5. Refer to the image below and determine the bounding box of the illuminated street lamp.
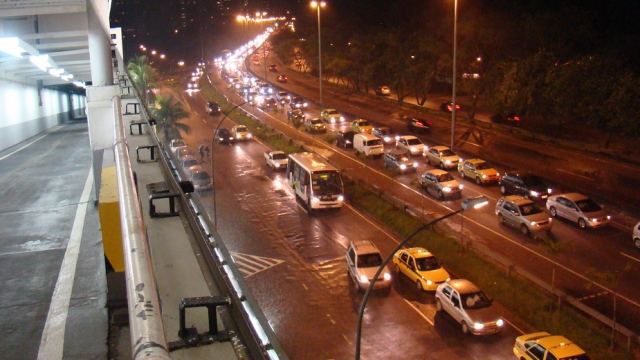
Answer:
[311,1,326,110]
[450,0,458,150]
[354,195,489,360]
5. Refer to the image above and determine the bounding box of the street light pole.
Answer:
[354,195,489,360]
[210,101,249,229]
[311,1,326,110]
[450,0,458,150]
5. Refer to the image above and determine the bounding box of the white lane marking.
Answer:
[621,252,640,264]
[502,318,525,335]
[343,203,401,245]
[342,334,352,344]
[556,168,594,181]
[403,299,434,325]
[38,167,93,360]
[459,139,482,147]
[0,126,63,161]
[577,291,609,301]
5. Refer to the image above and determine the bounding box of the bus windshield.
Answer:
[311,171,343,195]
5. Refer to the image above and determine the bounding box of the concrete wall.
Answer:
[0,79,85,152]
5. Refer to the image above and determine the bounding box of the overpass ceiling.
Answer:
[0,0,95,86]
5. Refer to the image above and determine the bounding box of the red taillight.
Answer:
[513,116,520,121]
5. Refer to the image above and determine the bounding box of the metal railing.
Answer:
[112,95,171,360]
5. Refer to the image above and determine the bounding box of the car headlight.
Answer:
[530,221,537,226]
[443,187,452,192]
[607,215,612,219]
[312,197,320,202]
[383,273,391,281]
[360,275,369,283]
[496,319,504,327]
[236,134,241,139]
[548,188,553,194]
[400,164,407,170]
[303,102,308,107]
[247,134,252,138]
[482,174,487,178]
[411,147,416,152]
[413,162,418,167]
[530,190,539,197]
[330,118,336,123]
[275,163,280,167]
[384,136,391,142]
[473,323,485,330]
[338,196,344,201]
[340,116,345,121]
[445,159,451,165]
[426,280,433,286]
[459,184,464,189]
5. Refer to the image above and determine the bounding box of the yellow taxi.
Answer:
[392,247,450,291]
[457,158,500,185]
[513,332,589,360]
[350,119,373,133]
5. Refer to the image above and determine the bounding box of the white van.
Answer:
[354,133,384,158]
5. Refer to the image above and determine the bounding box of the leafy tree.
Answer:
[151,94,190,141]
[127,55,158,105]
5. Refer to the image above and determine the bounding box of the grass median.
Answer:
[200,77,632,359]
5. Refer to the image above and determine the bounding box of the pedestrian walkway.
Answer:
[0,120,107,359]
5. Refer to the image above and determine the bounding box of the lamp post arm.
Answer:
[210,101,248,228]
[355,207,465,359]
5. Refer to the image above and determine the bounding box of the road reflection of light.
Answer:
[273,177,284,191]
[333,232,350,250]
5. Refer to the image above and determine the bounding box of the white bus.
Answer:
[286,153,344,211]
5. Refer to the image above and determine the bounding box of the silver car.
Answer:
[496,195,552,236]
[424,146,461,170]
[421,169,463,199]
[346,240,392,293]
[435,279,504,335]
[546,193,611,229]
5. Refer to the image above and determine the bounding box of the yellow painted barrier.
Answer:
[98,166,124,272]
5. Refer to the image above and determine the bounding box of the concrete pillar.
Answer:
[86,85,120,202]
[87,0,113,86]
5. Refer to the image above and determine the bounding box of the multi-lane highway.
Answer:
[162,54,640,358]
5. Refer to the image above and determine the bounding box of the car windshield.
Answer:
[193,172,210,181]
[292,96,302,102]
[366,139,383,146]
[235,126,247,133]
[311,119,322,125]
[407,138,423,145]
[357,253,383,268]
[327,110,339,115]
[173,140,186,147]
[475,162,491,170]
[462,291,492,309]
[311,171,343,195]
[272,153,287,160]
[440,149,456,157]
[518,203,544,216]
[415,256,441,271]
[436,173,455,182]
[575,198,602,213]
[376,128,390,135]
[358,120,370,126]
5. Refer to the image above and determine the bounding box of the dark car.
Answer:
[440,101,461,112]
[384,149,418,174]
[215,128,234,144]
[336,130,355,149]
[372,127,398,144]
[287,108,306,122]
[268,64,278,72]
[277,75,288,82]
[407,117,432,133]
[289,95,308,109]
[499,171,552,200]
[260,97,277,111]
[491,112,521,125]
[206,102,221,116]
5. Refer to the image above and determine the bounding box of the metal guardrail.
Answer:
[122,72,288,359]
[111,95,171,360]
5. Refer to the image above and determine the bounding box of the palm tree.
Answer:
[127,55,158,105]
[151,94,190,141]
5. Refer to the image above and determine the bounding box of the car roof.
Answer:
[354,118,369,123]
[424,169,448,176]
[559,193,589,202]
[350,240,380,255]
[405,247,434,258]
[503,195,534,206]
[375,126,390,130]
[465,158,486,164]
[182,155,197,161]
[399,135,418,140]
[447,279,480,294]
[188,165,204,172]
[534,335,585,357]
[430,145,450,151]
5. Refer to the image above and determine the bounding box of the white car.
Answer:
[169,139,187,155]
[546,193,611,229]
[424,145,461,170]
[346,240,392,293]
[634,222,640,249]
[421,169,463,199]
[395,135,425,156]
[435,279,504,335]
[275,91,290,103]
[321,109,345,123]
